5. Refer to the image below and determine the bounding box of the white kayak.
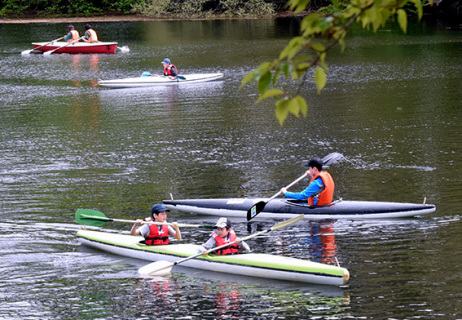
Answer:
[98,73,224,88]
[77,229,349,286]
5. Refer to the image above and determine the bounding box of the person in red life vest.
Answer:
[130,204,181,245]
[198,217,250,255]
[281,157,335,206]
[83,24,99,43]
[161,58,178,78]
[64,25,79,43]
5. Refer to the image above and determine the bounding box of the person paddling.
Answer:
[198,217,250,255]
[83,24,99,43]
[162,58,178,77]
[130,203,181,245]
[64,25,79,43]
[281,157,335,206]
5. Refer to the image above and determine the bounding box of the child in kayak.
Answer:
[198,217,250,255]
[130,203,181,245]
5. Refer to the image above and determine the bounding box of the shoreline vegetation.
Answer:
[0,12,308,24]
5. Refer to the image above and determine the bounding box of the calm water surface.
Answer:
[0,18,461,319]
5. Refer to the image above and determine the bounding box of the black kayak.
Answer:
[162,198,436,220]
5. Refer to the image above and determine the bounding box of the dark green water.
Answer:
[0,18,461,319]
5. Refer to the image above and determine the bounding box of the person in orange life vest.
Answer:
[161,58,178,77]
[130,204,181,245]
[64,25,79,43]
[281,157,335,206]
[198,217,250,255]
[83,24,99,43]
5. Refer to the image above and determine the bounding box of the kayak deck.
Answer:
[77,229,349,286]
[98,73,224,88]
[162,198,436,219]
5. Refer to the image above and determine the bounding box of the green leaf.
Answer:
[397,9,407,33]
[275,98,289,126]
[241,70,257,88]
[314,67,327,94]
[294,95,308,117]
[257,88,284,103]
[258,71,272,94]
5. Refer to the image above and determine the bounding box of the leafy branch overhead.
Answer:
[241,0,433,126]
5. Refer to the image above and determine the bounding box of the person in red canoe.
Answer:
[198,217,250,255]
[281,157,335,206]
[130,204,181,245]
[64,25,79,43]
[162,58,178,77]
[83,24,99,43]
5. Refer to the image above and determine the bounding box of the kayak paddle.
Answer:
[44,37,83,55]
[75,209,214,229]
[138,214,304,277]
[246,152,344,221]
[21,36,65,55]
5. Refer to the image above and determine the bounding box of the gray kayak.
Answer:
[162,198,436,219]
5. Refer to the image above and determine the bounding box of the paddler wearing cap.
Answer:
[198,217,250,255]
[281,157,335,206]
[130,203,181,245]
[161,58,178,77]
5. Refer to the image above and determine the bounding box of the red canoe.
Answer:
[32,41,118,54]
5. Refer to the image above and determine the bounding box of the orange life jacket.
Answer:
[68,30,79,42]
[86,29,98,43]
[212,230,239,255]
[145,224,169,245]
[308,171,335,206]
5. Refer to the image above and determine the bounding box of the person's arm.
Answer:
[130,219,143,236]
[198,237,216,254]
[168,222,181,240]
[170,65,178,76]
[83,31,90,41]
[64,32,72,42]
[283,178,324,200]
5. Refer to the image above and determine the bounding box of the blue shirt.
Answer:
[284,177,324,205]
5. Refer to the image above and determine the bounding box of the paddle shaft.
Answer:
[78,214,211,229]
[142,214,304,275]
[24,36,65,53]
[44,37,82,55]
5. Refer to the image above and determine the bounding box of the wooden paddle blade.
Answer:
[75,209,109,227]
[138,261,173,277]
[246,201,267,221]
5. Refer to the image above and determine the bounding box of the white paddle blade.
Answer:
[43,51,53,56]
[138,260,173,277]
[21,50,33,55]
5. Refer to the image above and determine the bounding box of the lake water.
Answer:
[0,17,461,319]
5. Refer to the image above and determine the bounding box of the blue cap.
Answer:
[151,203,170,215]
[161,58,171,64]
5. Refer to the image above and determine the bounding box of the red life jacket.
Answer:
[145,224,169,245]
[308,171,335,206]
[68,30,79,42]
[164,64,178,76]
[86,29,98,43]
[212,230,239,255]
